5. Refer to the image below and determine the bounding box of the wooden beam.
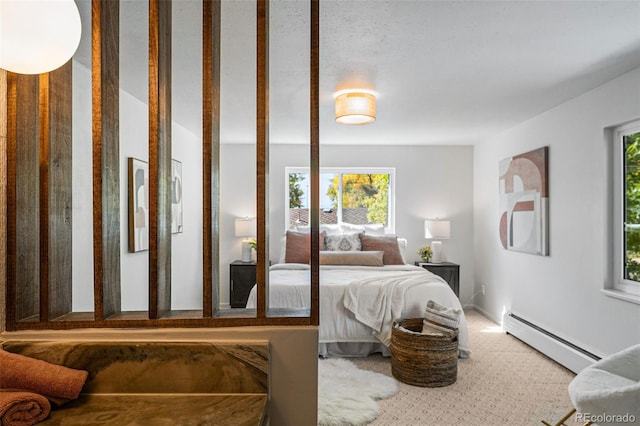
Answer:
[309,0,320,326]
[256,0,269,318]
[149,0,172,319]
[92,0,121,320]
[202,0,221,317]
[46,62,73,320]
[11,74,40,324]
[38,73,50,321]
[0,69,7,331]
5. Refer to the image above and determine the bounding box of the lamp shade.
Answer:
[0,0,82,74]
[334,90,376,125]
[424,219,450,240]
[235,217,256,238]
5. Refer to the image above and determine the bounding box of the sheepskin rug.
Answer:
[317,358,398,426]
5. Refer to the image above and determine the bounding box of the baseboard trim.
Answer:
[504,312,600,373]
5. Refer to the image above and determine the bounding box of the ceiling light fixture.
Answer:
[334,89,376,125]
[0,0,82,74]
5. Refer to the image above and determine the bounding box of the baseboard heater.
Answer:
[504,313,600,374]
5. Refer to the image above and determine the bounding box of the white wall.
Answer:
[219,144,475,307]
[473,68,640,357]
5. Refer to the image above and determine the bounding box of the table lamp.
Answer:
[235,217,256,262]
[424,219,450,263]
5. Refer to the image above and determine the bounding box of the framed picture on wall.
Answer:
[171,159,183,233]
[498,146,549,256]
[128,158,149,252]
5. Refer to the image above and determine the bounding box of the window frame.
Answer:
[285,166,396,234]
[611,120,640,300]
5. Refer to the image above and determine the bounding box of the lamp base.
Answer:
[430,240,443,263]
[241,241,252,262]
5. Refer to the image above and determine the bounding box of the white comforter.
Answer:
[245,263,470,357]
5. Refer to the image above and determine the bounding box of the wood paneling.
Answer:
[149,0,172,319]
[12,74,40,323]
[44,63,74,320]
[92,0,121,320]
[310,0,320,326]
[256,0,269,318]
[203,0,221,317]
[0,70,7,332]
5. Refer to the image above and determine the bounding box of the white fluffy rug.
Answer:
[318,358,399,426]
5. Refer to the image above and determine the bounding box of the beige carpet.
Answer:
[351,309,584,425]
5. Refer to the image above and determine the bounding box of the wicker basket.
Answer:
[391,317,459,387]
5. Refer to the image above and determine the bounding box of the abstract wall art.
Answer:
[128,158,149,252]
[171,159,183,234]
[498,146,549,256]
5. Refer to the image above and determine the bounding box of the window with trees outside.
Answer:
[613,120,640,299]
[286,167,395,233]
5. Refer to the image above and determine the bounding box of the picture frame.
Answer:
[498,146,549,256]
[128,158,149,252]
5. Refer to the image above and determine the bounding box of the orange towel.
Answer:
[0,390,50,426]
[0,350,88,406]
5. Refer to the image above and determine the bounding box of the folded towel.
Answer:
[424,299,461,329]
[0,390,51,426]
[0,350,88,406]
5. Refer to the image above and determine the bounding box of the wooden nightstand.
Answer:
[415,261,460,297]
[230,260,257,308]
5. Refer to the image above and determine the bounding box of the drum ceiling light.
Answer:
[334,89,376,125]
[0,0,82,74]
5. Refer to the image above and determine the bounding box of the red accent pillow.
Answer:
[359,234,404,265]
[284,230,326,263]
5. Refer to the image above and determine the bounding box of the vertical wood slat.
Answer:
[0,70,8,331]
[309,0,320,326]
[38,73,50,321]
[92,0,121,320]
[256,0,269,318]
[149,0,172,319]
[12,74,40,323]
[203,0,221,317]
[47,63,74,320]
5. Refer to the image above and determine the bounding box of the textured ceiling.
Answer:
[74,0,640,145]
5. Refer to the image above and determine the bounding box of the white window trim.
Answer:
[285,166,396,234]
[609,120,640,304]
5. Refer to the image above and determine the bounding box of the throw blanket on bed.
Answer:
[343,271,430,346]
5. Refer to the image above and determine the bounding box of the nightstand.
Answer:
[230,260,257,308]
[415,261,460,297]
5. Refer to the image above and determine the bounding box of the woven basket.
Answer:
[391,317,459,387]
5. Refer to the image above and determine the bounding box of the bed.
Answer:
[245,261,470,358]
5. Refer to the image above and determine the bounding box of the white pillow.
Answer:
[295,224,343,235]
[278,235,287,263]
[331,222,387,236]
[397,237,408,263]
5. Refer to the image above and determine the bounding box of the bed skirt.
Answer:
[318,342,392,358]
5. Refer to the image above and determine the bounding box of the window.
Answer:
[612,120,640,298]
[286,167,395,233]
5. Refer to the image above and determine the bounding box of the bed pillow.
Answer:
[295,224,342,235]
[359,234,404,265]
[325,233,362,251]
[283,230,326,263]
[319,250,384,266]
[341,222,386,236]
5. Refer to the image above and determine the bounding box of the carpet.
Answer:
[317,358,399,426]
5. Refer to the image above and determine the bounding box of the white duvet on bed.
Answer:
[245,263,470,357]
